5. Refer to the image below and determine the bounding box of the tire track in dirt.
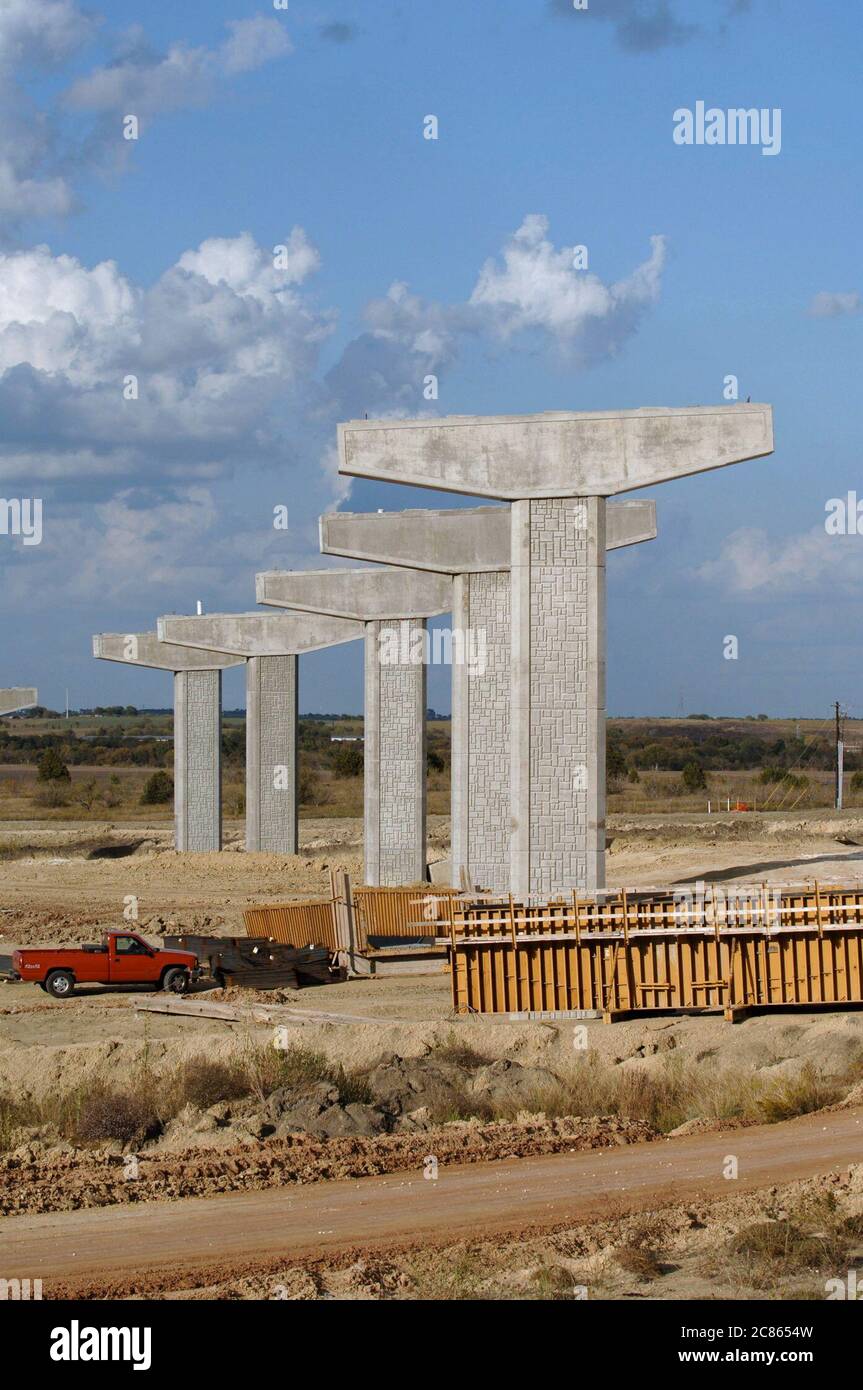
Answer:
[3,1106,862,1298]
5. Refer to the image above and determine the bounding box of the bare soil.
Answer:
[4,809,863,1300]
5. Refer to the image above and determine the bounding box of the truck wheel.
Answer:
[162,968,189,995]
[45,971,75,999]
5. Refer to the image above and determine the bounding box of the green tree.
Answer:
[682,761,707,792]
[37,749,70,782]
[332,743,364,777]
[140,770,174,805]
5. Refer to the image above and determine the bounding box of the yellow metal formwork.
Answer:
[446,884,863,1020]
[352,885,456,951]
[243,899,339,951]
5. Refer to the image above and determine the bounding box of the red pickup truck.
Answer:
[11,931,200,999]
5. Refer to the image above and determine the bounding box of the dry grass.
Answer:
[421,1052,851,1133]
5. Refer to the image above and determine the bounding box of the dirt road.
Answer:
[4,1107,862,1297]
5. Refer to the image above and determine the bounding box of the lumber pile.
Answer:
[162,935,344,991]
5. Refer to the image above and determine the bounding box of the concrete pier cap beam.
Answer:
[93,632,242,854]
[319,500,656,570]
[157,613,364,855]
[337,405,774,900]
[156,611,364,657]
[0,688,38,715]
[256,568,452,621]
[257,570,452,888]
[337,404,774,498]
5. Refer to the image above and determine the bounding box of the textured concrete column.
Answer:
[511,497,605,898]
[451,572,511,892]
[246,655,298,854]
[156,612,363,856]
[256,570,450,887]
[364,619,427,885]
[321,503,654,896]
[174,669,222,853]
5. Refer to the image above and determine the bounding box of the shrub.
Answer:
[34,784,70,808]
[429,1032,490,1069]
[756,1063,840,1123]
[74,1083,160,1147]
[76,779,102,811]
[175,1059,249,1110]
[298,768,330,806]
[37,749,70,782]
[681,761,707,792]
[332,743,364,777]
[140,770,174,805]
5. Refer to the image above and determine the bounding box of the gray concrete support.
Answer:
[173,669,222,853]
[337,405,774,898]
[256,571,450,887]
[0,688,37,716]
[157,612,363,856]
[511,497,605,899]
[450,572,511,892]
[321,502,656,895]
[245,654,298,854]
[364,619,427,885]
[93,634,241,853]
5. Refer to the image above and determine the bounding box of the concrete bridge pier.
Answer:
[320,501,657,895]
[157,612,363,854]
[92,634,242,852]
[257,569,451,885]
[338,403,774,897]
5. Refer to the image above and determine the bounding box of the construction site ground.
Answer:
[3,810,863,1300]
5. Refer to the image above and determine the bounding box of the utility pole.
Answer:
[835,701,844,811]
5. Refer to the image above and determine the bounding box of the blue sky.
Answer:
[1,0,861,717]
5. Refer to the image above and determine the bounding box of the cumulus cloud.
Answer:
[0,216,666,613]
[0,10,292,233]
[328,217,667,414]
[0,0,97,223]
[470,214,666,359]
[697,525,863,596]
[0,231,332,490]
[65,17,291,119]
[808,291,862,319]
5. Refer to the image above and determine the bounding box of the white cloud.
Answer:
[219,17,293,76]
[0,232,332,483]
[470,215,666,354]
[0,0,97,225]
[0,0,96,69]
[697,525,863,596]
[0,11,291,231]
[177,228,319,299]
[0,215,666,613]
[65,17,291,118]
[808,291,862,319]
[327,217,667,415]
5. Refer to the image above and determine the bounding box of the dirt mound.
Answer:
[0,1113,654,1218]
